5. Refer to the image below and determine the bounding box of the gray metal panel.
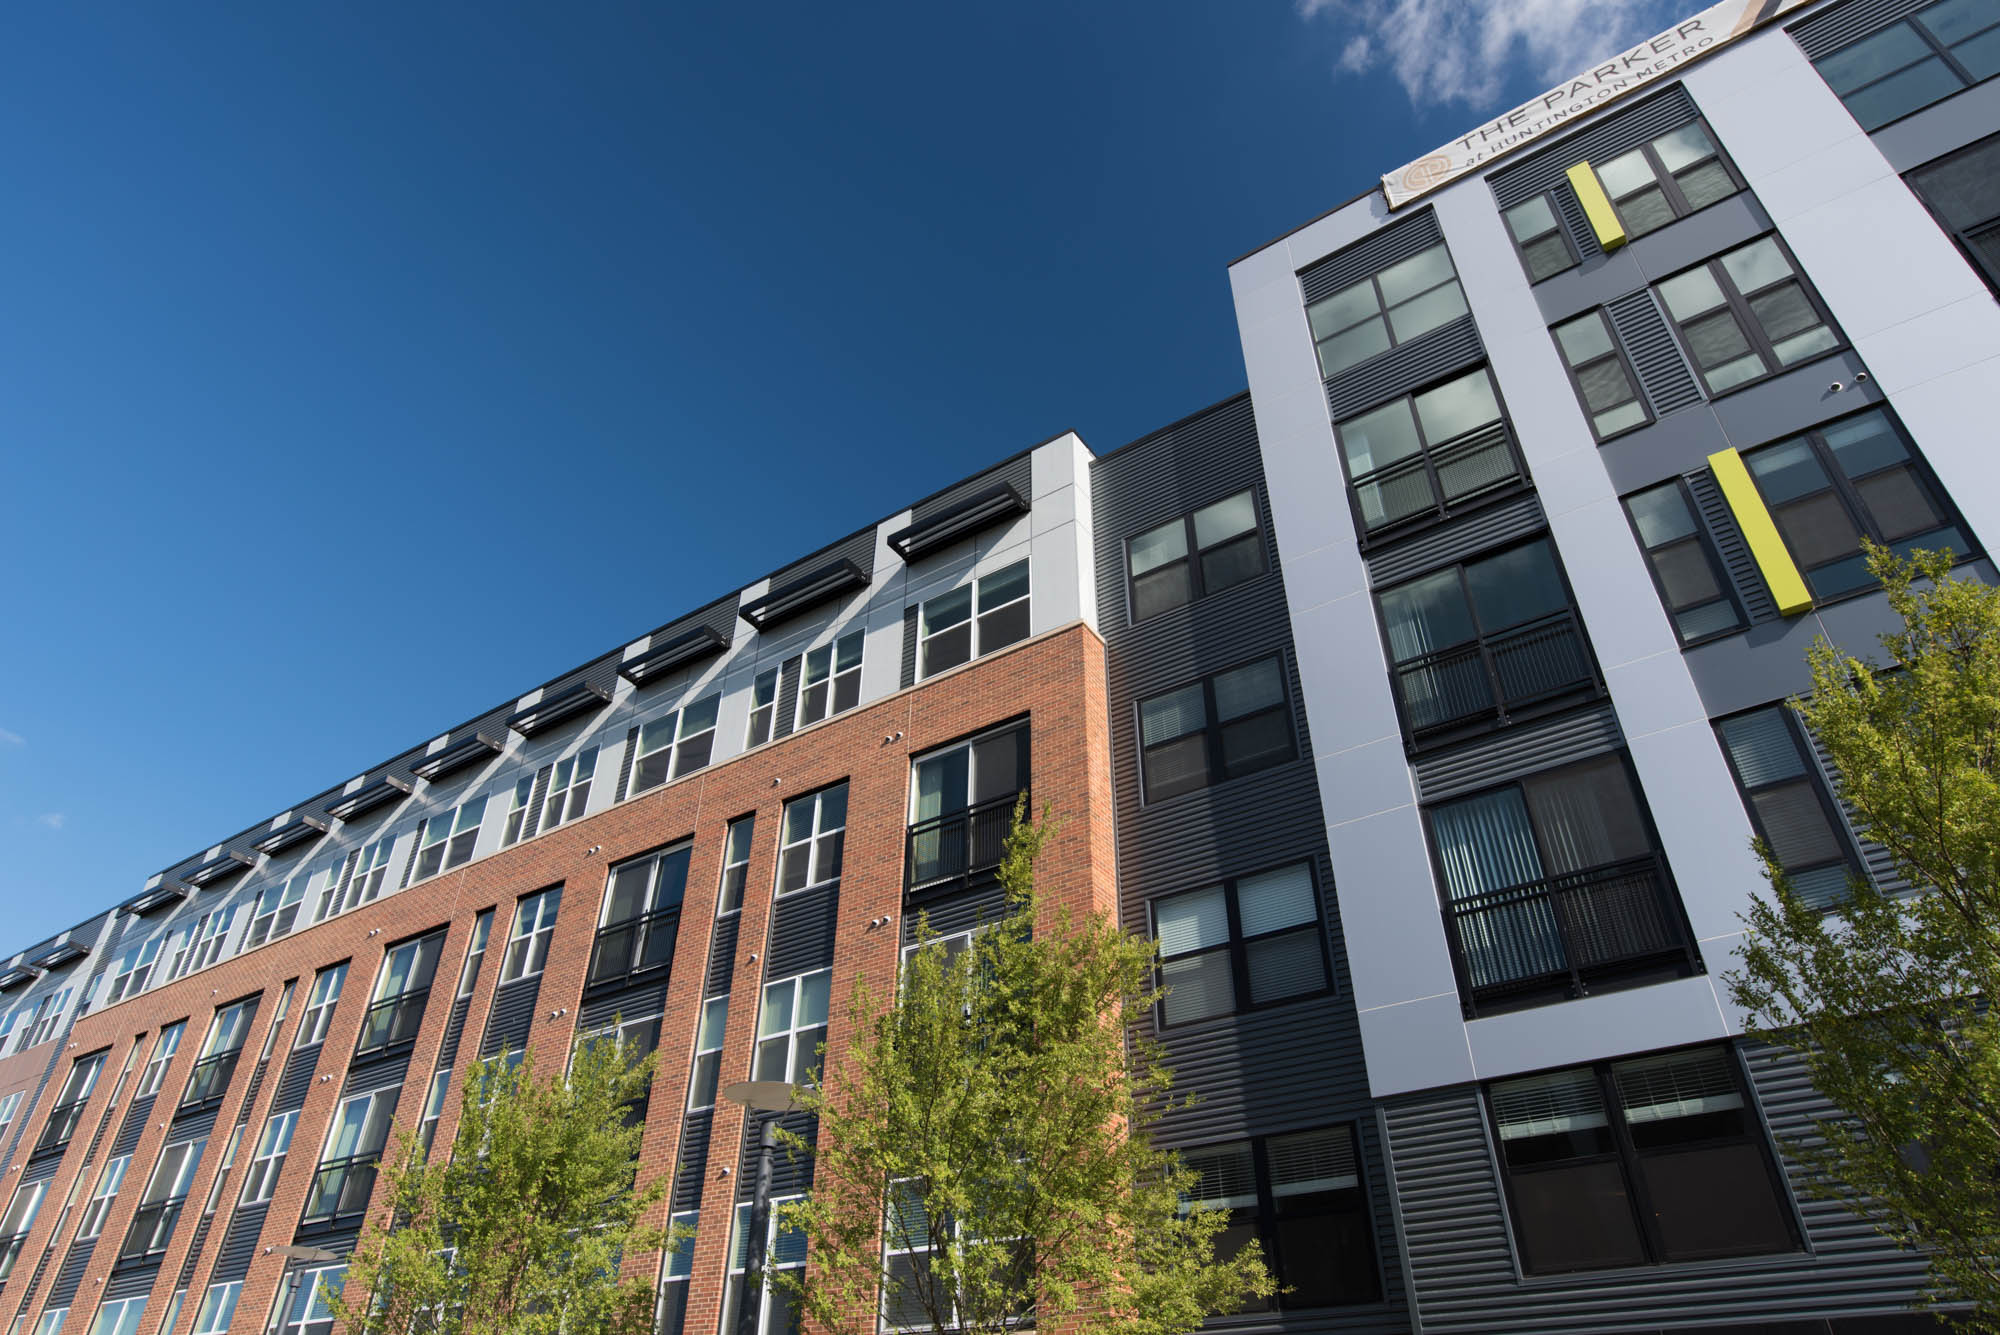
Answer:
[341,1048,412,1097]
[1299,210,1442,305]
[911,454,1034,525]
[521,764,553,842]
[1804,729,1913,897]
[170,1103,221,1143]
[579,976,671,1032]
[212,1202,269,1282]
[102,1260,161,1301]
[111,1095,156,1158]
[1413,704,1625,802]
[1489,86,1700,208]
[437,995,472,1069]
[736,1109,816,1199]
[899,607,919,690]
[901,880,1009,945]
[270,1049,318,1115]
[48,1237,93,1305]
[1551,179,1603,266]
[613,726,639,804]
[1605,289,1705,419]
[1789,0,1932,58]
[765,883,838,978]
[479,976,542,1059]
[173,1212,212,1287]
[672,1110,712,1212]
[1688,469,1782,624]
[1325,317,1485,422]
[1365,495,1549,589]
[765,525,877,591]
[705,914,740,998]
[773,657,801,741]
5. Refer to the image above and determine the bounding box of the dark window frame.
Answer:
[1331,364,1531,544]
[1122,489,1268,624]
[904,718,1032,900]
[1148,861,1335,1029]
[1501,190,1581,284]
[1811,0,2000,132]
[1713,704,1867,909]
[1136,656,1298,805]
[1551,307,1655,442]
[1486,1044,1801,1274]
[1305,240,1470,380]
[585,841,690,993]
[1593,117,1745,239]
[1653,234,1846,398]
[1905,131,2000,298]
[353,930,446,1057]
[1619,477,1748,647]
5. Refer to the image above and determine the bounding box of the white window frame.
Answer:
[105,939,161,1005]
[796,629,865,729]
[723,1195,805,1335]
[746,668,779,748]
[0,1091,21,1144]
[629,693,722,797]
[82,1297,145,1335]
[499,888,562,983]
[190,1281,240,1335]
[717,815,754,917]
[918,559,1030,680]
[752,969,830,1087]
[273,1263,345,1335]
[776,784,847,898]
[167,908,236,982]
[21,988,72,1049]
[244,876,307,950]
[543,746,598,832]
[0,1180,48,1279]
[295,964,347,1050]
[687,995,730,1112]
[409,797,487,885]
[454,910,495,1001]
[239,1109,298,1206]
[30,1306,65,1335]
[137,1021,185,1099]
[76,1154,131,1240]
[417,1069,451,1156]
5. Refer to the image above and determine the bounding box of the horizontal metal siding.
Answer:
[1552,179,1604,265]
[736,1109,816,1200]
[104,1259,161,1300]
[911,454,1033,525]
[765,883,838,978]
[613,725,640,804]
[437,994,472,1069]
[1325,317,1486,423]
[1805,729,1914,898]
[899,607,919,690]
[212,1202,269,1282]
[901,880,1009,944]
[579,976,671,1032]
[173,1212,212,1287]
[673,1111,712,1213]
[1790,0,1932,58]
[111,1095,156,1157]
[479,977,541,1059]
[1607,289,1705,420]
[1688,469,1783,625]
[270,1049,318,1115]
[1489,87,1700,208]
[170,1103,221,1143]
[705,915,740,998]
[1413,704,1626,802]
[48,1237,93,1305]
[773,657,801,742]
[1366,495,1549,589]
[341,1049,411,1097]
[1299,211,1443,305]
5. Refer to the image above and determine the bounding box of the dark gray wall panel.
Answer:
[899,607,919,690]
[901,880,1009,945]
[736,1109,816,1200]
[705,914,740,998]
[111,1095,156,1158]
[1489,87,1699,208]
[341,1050,411,1097]
[479,977,541,1059]
[173,1212,212,1287]
[579,977,670,1032]
[672,1110,711,1213]
[1805,729,1914,898]
[1299,210,1442,304]
[271,1049,318,1115]
[613,726,640,804]
[1325,318,1485,422]
[1875,77,2000,170]
[1789,0,1932,57]
[212,1202,269,1282]
[437,995,472,1070]
[774,658,801,741]
[103,1259,161,1300]
[1688,470,1782,625]
[765,883,838,978]
[48,1237,94,1305]
[1413,704,1624,802]
[1607,288,1705,421]
[1366,495,1548,589]
[911,453,1033,525]
[170,1103,220,1143]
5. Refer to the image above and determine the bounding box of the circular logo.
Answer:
[1399,154,1454,194]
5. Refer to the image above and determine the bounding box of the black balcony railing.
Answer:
[1395,611,1595,739]
[301,1155,380,1225]
[0,1230,30,1281]
[1444,853,1696,1014]
[905,790,1024,895]
[119,1197,186,1263]
[585,907,678,992]
[33,1099,89,1155]
[1353,422,1523,537]
[179,1049,242,1109]
[354,990,429,1056]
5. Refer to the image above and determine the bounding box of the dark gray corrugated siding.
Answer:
[1805,730,1913,898]
[480,977,541,1059]
[437,995,472,1069]
[103,1259,161,1300]
[111,1095,156,1157]
[270,1049,318,1115]
[1552,179,1603,265]
[901,881,1009,944]
[911,454,1033,525]
[705,915,740,998]
[1413,705,1625,802]
[48,1238,93,1305]
[736,1109,816,1200]
[773,658,801,742]
[579,975,671,1032]
[169,1103,220,1143]
[1366,495,1549,589]
[212,1202,269,1282]
[1790,0,1931,58]
[1689,470,1783,625]
[765,883,838,978]
[1325,318,1487,423]
[614,726,640,804]
[173,1213,212,1287]
[1488,87,1699,208]
[1383,1043,1936,1333]
[1607,289,1705,420]
[341,1049,411,1097]
[899,607,919,690]
[673,1110,712,1212]
[1299,211,1442,305]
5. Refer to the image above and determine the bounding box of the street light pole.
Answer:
[722,1080,798,1335]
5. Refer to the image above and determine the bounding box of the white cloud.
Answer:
[0,728,22,747]
[36,812,64,831]
[1298,0,1686,109]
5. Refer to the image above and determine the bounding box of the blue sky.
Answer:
[0,0,1682,945]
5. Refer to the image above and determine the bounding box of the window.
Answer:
[239,1110,298,1206]
[1308,242,1470,378]
[918,560,1030,679]
[717,816,754,916]
[1138,658,1295,801]
[1378,539,1594,740]
[181,999,255,1107]
[880,1177,1032,1331]
[575,1014,662,1070]
[588,845,689,989]
[19,988,71,1050]
[1334,367,1522,535]
[1125,491,1265,621]
[244,877,306,950]
[138,1019,184,1099]
[314,841,389,922]
[82,1299,144,1335]
[746,669,779,748]
[1656,237,1840,395]
[355,932,445,1055]
[659,1211,698,1335]
[274,1265,344,1335]
[754,970,830,1086]
[1716,706,1863,910]
[1908,133,2000,295]
[777,784,847,896]
[1179,1125,1380,1310]
[1428,754,1689,1012]
[1812,0,2000,130]
[190,1283,240,1335]
[0,1091,21,1144]
[454,910,494,1000]
[76,1154,130,1240]
[410,797,486,884]
[416,1070,451,1156]
[31,1309,65,1335]
[1622,480,1745,644]
[295,964,346,1050]
[35,1052,104,1153]
[104,939,161,1005]
[1489,1046,1797,1272]
[1152,864,1330,1026]
[1593,121,1740,240]
[798,630,864,728]
[1553,310,1650,439]
[1502,193,1578,282]
[0,1182,47,1279]
[123,1135,205,1259]
[500,888,562,983]
[630,694,721,796]
[687,996,730,1111]
[303,1089,396,1223]
[0,1008,16,1052]
[1741,409,1970,599]
[542,746,597,831]
[907,724,1029,892]
[200,1125,243,1219]
[721,1196,805,1335]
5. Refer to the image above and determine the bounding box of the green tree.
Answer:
[1729,544,2000,1329]
[328,1036,668,1335]
[767,806,1274,1335]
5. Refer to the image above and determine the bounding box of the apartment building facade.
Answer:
[1,0,1997,1332]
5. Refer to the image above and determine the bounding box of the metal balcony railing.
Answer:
[179,1049,242,1109]
[1395,611,1595,739]
[1353,421,1523,536]
[33,1099,89,1155]
[0,1230,30,1281]
[585,907,678,992]
[905,790,1024,895]
[1445,853,1696,1014]
[353,990,430,1057]
[119,1197,186,1263]
[301,1155,380,1225]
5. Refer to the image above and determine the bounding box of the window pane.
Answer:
[1555,312,1615,366]
[1720,238,1793,293]
[1220,711,1294,775]
[1747,282,1822,344]
[1129,519,1188,576]
[1856,468,1944,540]
[1684,309,1756,372]
[1817,22,1933,94]
[1658,265,1728,320]
[1775,491,1864,568]
[1245,930,1325,1004]
[1380,569,1476,662]
[1505,196,1557,242]
[1523,233,1574,281]
[1387,280,1469,342]
[759,980,794,1037]
[1376,244,1455,306]
[1414,369,1501,442]
[1909,136,2000,229]
[1493,1068,1611,1150]
[1923,0,1998,45]
[1612,1048,1744,1130]
[978,561,1029,612]
[1711,707,1802,802]
[1677,159,1736,210]
[1596,401,1650,437]
[1639,1142,1797,1260]
[1510,1161,1648,1272]
[1522,755,1652,873]
[1653,123,1717,173]
[1844,55,1960,128]
[1618,185,1677,237]
[1213,659,1284,721]
[1676,599,1744,641]
[1144,735,1210,799]
[1157,888,1230,956]
[1464,541,1568,631]
[1651,541,1725,609]
[1236,864,1317,936]
[797,972,830,1026]
[1432,788,1543,902]
[1141,684,1206,746]
[1201,533,1264,593]
[1822,409,1908,475]
[1192,492,1257,548]
[1133,564,1193,620]
[977,600,1031,653]
[922,624,971,676]
[1307,280,1379,339]
[1160,951,1235,1024]
[1595,148,1656,198]
[1338,400,1423,476]
[1577,357,1636,415]
[1752,782,1849,868]
[1745,437,1831,503]
[1319,317,1392,376]
[923,585,972,632]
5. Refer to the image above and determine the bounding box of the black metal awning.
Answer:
[252,815,331,857]
[27,941,88,970]
[410,732,505,782]
[181,849,256,888]
[507,681,613,737]
[619,625,728,688]
[0,965,41,992]
[120,884,189,917]
[886,483,1030,561]
[738,559,868,632]
[324,775,415,824]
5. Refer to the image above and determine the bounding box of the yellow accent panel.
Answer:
[1708,448,1814,616]
[1566,161,1628,251]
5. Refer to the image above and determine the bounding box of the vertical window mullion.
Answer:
[1598,1062,1664,1263]
[1220,879,1251,1014]
[1202,679,1225,781]
[1717,265,1780,370]
[1250,1138,1280,1310]
[1183,515,1204,600]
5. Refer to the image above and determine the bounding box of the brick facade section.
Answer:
[0,622,1113,1335]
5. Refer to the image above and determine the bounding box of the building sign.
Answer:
[1382,0,1814,208]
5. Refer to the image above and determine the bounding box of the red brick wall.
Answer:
[0,622,1112,1335]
